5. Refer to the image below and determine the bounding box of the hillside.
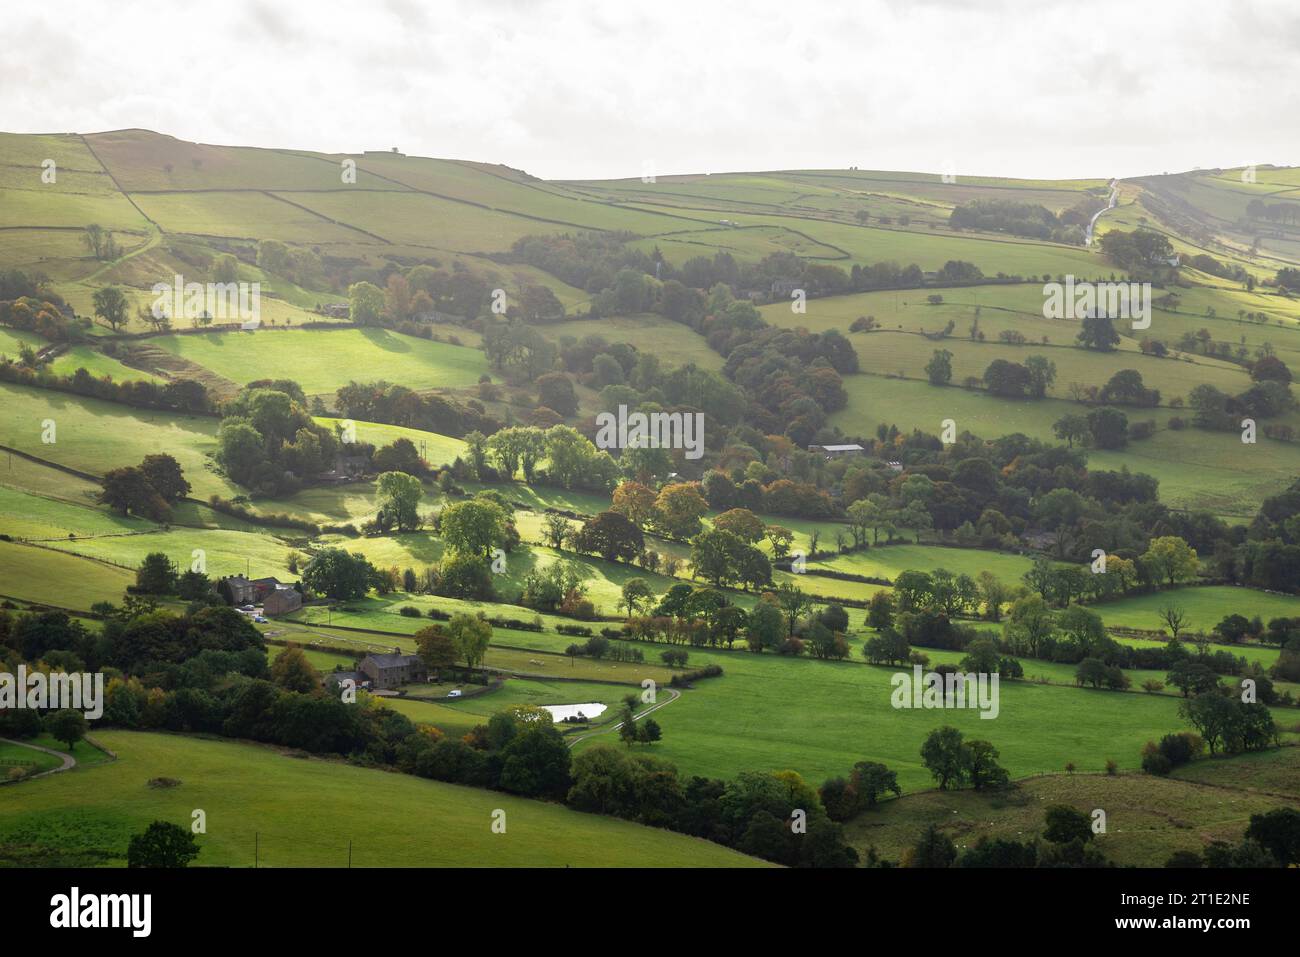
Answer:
[3,129,1300,872]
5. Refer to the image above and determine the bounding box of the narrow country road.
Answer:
[1086,179,1119,246]
[0,736,77,779]
[565,688,681,747]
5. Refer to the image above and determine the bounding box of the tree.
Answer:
[92,285,128,331]
[691,528,749,588]
[619,578,655,618]
[541,512,571,550]
[653,482,709,539]
[439,499,507,558]
[1052,413,1089,448]
[100,466,171,521]
[498,725,572,800]
[135,552,177,595]
[920,726,971,790]
[270,646,321,693]
[415,625,457,678]
[746,600,785,652]
[376,470,424,532]
[925,349,953,386]
[348,281,386,325]
[640,717,662,745]
[611,481,658,528]
[849,761,902,808]
[1024,354,1057,398]
[127,820,201,868]
[572,511,644,563]
[1159,602,1189,639]
[983,359,1033,398]
[775,582,812,637]
[966,739,1009,791]
[866,591,895,630]
[618,705,639,747]
[1244,808,1300,867]
[1179,691,1235,753]
[1043,804,1094,844]
[46,707,88,751]
[713,508,765,543]
[302,548,376,600]
[1142,536,1199,587]
[139,454,190,502]
[1076,313,1120,351]
[765,525,795,559]
[1086,406,1129,449]
[83,223,107,259]
[906,825,957,868]
[447,612,492,670]
[536,372,578,417]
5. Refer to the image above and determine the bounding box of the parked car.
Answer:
[253,615,268,623]
[447,689,462,698]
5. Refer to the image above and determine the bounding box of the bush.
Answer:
[399,606,423,618]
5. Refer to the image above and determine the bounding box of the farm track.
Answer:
[564,687,681,747]
[0,736,76,779]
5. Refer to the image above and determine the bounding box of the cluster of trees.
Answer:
[0,270,85,341]
[334,379,498,439]
[1186,375,1295,431]
[1099,228,1177,272]
[345,264,563,330]
[216,382,345,495]
[566,748,859,867]
[1246,199,1300,226]
[99,453,192,522]
[949,198,1092,244]
[905,804,1109,868]
[615,582,850,660]
[0,601,263,683]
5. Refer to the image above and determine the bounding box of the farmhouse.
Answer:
[809,443,866,459]
[359,649,428,690]
[216,575,294,607]
[771,278,802,297]
[323,669,370,692]
[262,584,303,616]
[319,302,349,318]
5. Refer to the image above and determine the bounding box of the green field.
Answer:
[148,328,488,395]
[0,540,134,609]
[811,544,1039,584]
[0,730,766,867]
[1091,585,1300,633]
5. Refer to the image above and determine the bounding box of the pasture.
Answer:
[148,327,488,395]
[841,750,1300,867]
[0,730,765,867]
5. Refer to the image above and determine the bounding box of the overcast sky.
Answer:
[3,0,1298,181]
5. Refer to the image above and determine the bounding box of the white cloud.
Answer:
[1,0,1296,179]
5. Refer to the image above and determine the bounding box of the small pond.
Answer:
[542,702,608,722]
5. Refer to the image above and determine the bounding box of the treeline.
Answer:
[0,356,213,414]
[949,198,1097,244]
